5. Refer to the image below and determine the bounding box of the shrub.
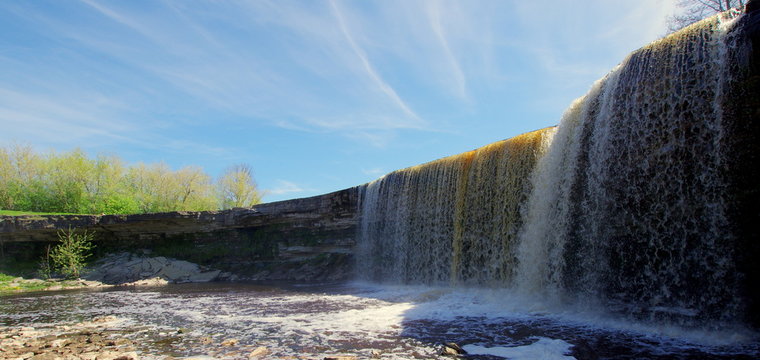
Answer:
[49,227,95,279]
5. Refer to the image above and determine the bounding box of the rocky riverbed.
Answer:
[1,316,140,360]
[0,315,278,360]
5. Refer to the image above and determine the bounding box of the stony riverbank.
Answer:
[1,317,140,360]
[0,316,282,360]
[1,315,371,360]
[0,276,110,295]
[1,252,233,296]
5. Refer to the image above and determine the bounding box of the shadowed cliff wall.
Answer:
[0,187,360,280]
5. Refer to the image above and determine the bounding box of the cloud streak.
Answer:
[0,0,678,200]
[328,0,424,126]
[426,1,468,101]
[268,180,314,196]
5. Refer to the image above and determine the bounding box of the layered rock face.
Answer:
[0,187,360,281]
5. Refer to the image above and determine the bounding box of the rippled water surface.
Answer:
[2,282,759,359]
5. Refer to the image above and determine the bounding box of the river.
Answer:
[2,282,758,359]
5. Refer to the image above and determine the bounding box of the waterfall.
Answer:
[357,9,760,328]
[357,128,554,285]
[515,15,740,324]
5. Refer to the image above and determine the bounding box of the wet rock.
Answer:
[220,338,239,346]
[95,350,138,360]
[113,352,140,360]
[92,316,118,324]
[156,260,200,282]
[125,277,169,286]
[217,272,237,281]
[0,318,147,360]
[80,352,100,360]
[84,252,224,285]
[31,354,62,360]
[248,346,268,358]
[49,338,69,347]
[186,270,221,283]
[441,342,467,356]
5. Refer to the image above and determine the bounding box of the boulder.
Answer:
[441,342,467,356]
[248,346,268,358]
[83,252,222,285]
[187,270,221,283]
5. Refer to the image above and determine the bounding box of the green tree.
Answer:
[4,144,46,211]
[0,144,264,214]
[49,227,95,279]
[0,147,13,209]
[127,162,171,213]
[126,162,217,212]
[174,165,216,211]
[45,149,93,213]
[83,154,143,214]
[217,163,263,209]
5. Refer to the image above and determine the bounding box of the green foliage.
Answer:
[99,194,140,215]
[0,271,86,295]
[0,144,262,214]
[49,227,95,279]
[0,272,49,294]
[0,210,78,216]
[218,163,263,209]
[128,163,217,213]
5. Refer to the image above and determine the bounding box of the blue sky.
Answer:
[0,0,676,202]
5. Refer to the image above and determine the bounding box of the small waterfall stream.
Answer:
[357,10,760,331]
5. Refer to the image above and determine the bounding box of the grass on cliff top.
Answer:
[0,210,82,216]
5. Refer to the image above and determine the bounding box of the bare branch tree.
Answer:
[668,0,745,32]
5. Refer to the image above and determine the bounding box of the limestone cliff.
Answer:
[0,187,361,281]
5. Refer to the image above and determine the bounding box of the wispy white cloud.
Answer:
[0,87,135,146]
[345,130,396,148]
[64,0,443,147]
[362,167,386,177]
[268,180,314,195]
[425,0,468,101]
[79,0,153,40]
[328,0,423,125]
[3,0,524,152]
[0,0,681,177]
[510,0,675,79]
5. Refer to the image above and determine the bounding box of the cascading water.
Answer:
[357,7,760,331]
[516,15,740,325]
[357,128,555,285]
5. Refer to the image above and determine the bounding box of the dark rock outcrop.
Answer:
[0,187,361,281]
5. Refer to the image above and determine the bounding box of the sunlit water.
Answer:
[2,282,758,359]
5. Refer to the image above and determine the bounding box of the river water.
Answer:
[2,282,758,359]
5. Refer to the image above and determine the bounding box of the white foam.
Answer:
[4,283,758,359]
[463,337,575,360]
